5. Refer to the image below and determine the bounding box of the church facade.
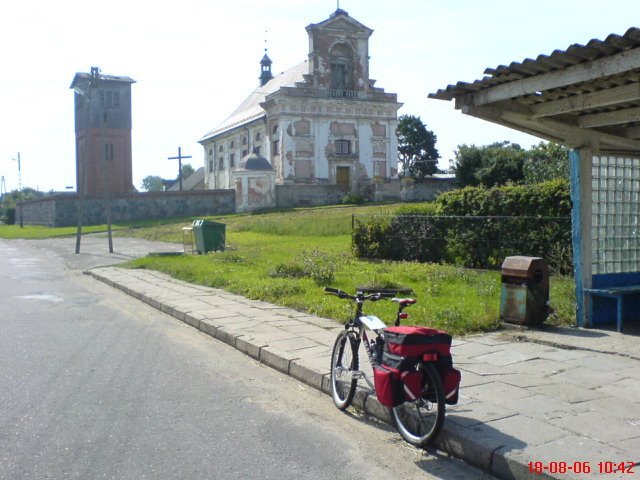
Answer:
[199,9,402,192]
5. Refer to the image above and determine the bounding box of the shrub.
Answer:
[269,261,307,278]
[341,192,365,205]
[300,249,336,285]
[353,180,572,272]
[4,207,16,225]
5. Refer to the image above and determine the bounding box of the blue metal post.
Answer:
[570,149,585,327]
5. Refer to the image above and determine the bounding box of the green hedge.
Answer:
[352,180,573,273]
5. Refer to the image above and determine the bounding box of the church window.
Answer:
[329,44,353,91]
[219,145,224,152]
[272,140,279,156]
[208,160,213,171]
[230,141,235,149]
[208,148,213,156]
[335,139,351,156]
[255,132,261,140]
[254,146,261,156]
[230,154,235,167]
[218,157,224,169]
[242,137,247,145]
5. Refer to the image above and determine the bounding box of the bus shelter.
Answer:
[429,28,640,331]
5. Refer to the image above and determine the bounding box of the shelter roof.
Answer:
[199,61,308,142]
[429,27,640,155]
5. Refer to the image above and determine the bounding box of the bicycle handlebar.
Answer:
[323,287,396,302]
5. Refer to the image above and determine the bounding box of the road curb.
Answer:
[84,268,547,480]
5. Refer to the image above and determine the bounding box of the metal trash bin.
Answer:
[500,256,549,325]
[191,219,225,253]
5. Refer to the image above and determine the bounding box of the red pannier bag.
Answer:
[400,370,422,401]
[384,326,452,358]
[373,365,400,408]
[442,367,461,405]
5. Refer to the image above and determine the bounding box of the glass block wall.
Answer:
[591,156,640,274]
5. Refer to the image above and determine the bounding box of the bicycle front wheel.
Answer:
[391,362,445,447]
[330,330,359,410]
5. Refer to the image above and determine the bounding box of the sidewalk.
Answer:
[86,266,640,480]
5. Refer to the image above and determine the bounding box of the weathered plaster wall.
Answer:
[19,190,235,227]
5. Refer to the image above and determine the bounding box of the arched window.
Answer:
[329,43,353,91]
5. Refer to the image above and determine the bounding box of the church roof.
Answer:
[200,61,308,142]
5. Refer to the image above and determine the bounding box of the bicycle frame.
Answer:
[340,291,395,390]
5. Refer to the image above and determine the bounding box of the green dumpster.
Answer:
[192,219,225,253]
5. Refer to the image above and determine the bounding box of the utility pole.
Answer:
[168,147,192,191]
[101,112,114,253]
[73,67,99,253]
[11,152,23,227]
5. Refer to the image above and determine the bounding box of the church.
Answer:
[199,9,402,192]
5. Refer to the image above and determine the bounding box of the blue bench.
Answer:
[584,285,640,332]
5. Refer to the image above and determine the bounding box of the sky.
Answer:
[1,0,638,193]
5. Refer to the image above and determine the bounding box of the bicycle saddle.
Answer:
[391,298,416,306]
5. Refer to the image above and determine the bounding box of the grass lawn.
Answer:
[117,204,576,336]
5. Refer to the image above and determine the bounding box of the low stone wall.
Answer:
[275,184,346,208]
[19,190,236,227]
[364,177,456,202]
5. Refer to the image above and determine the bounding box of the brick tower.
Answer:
[70,67,135,194]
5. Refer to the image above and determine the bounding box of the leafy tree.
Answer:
[0,188,44,224]
[397,115,440,178]
[180,164,195,180]
[452,141,526,188]
[523,142,569,184]
[140,175,164,192]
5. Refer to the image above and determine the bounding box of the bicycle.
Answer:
[324,287,456,447]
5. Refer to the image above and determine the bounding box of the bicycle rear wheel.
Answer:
[330,330,359,410]
[391,362,445,447]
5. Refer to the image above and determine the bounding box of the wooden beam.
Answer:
[463,103,640,152]
[623,125,640,138]
[578,106,640,128]
[461,47,640,107]
[531,83,640,118]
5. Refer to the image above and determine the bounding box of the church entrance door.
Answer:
[336,166,350,191]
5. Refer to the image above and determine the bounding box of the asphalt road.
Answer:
[0,236,492,479]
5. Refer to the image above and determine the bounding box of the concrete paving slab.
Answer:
[506,358,578,378]
[617,435,640,458]
[497,373,551,388]
[485,414,567,446]
[548,411,640,442]
[462,381,532,403]
[446,398,516,428]
[473,349,541,366]
[550,365,625,389]
[529,383,604,404]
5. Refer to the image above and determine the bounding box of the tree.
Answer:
[140,175,164,192]
[523,142,569,184]
[180,164,195,180]
[0,188,44,224]
[452,141,526,188]
[397,115,440,178]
